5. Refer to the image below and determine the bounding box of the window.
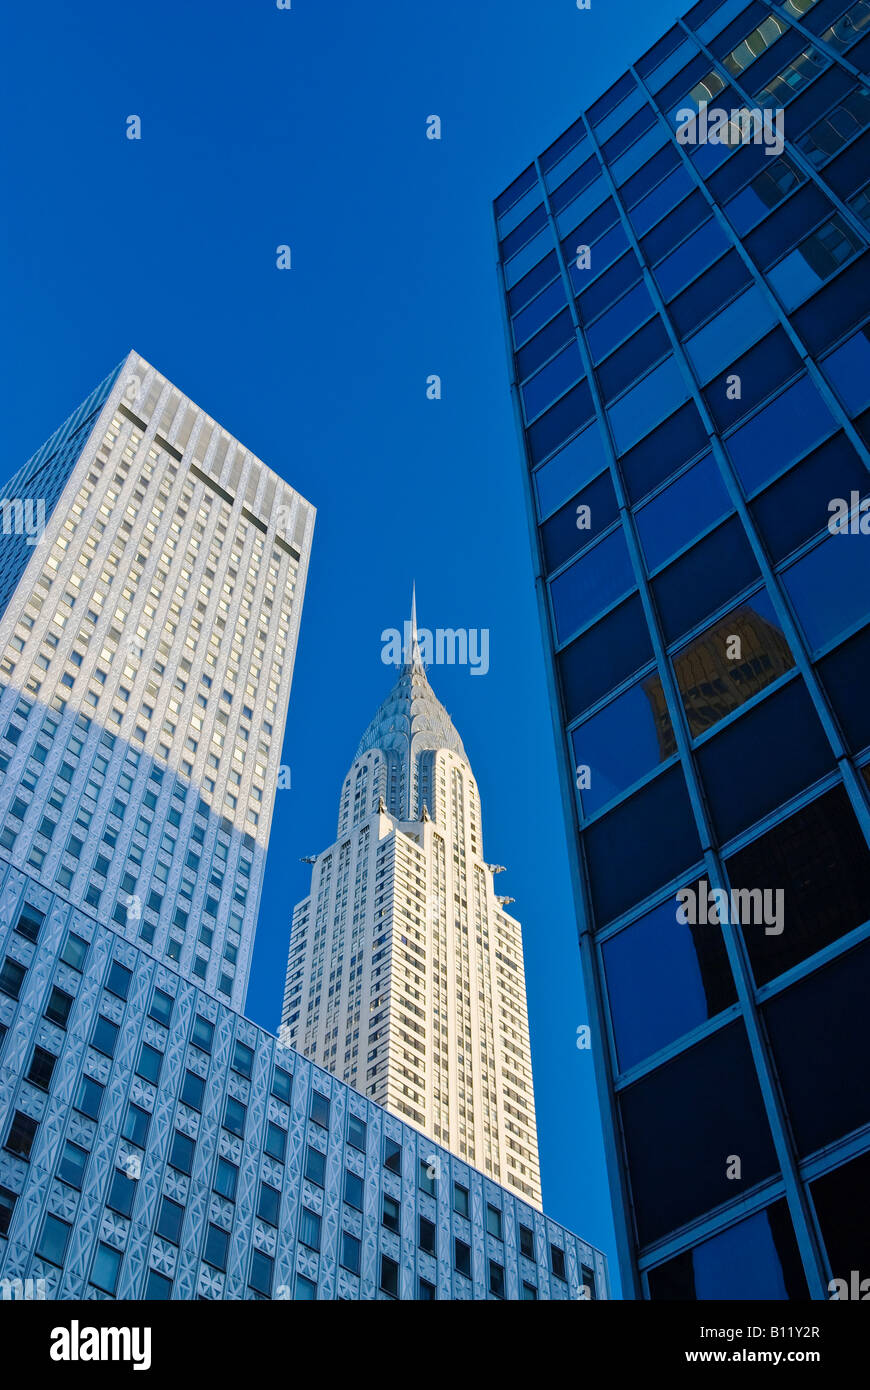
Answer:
[272,1066,292,1103]
[181,1070,205,1110]
[764,940,870,1158]
[232,1039,254,1078]
[215,1157,238,1201]
[76,1075,103,1120]
[344,1168,364,1209]
[0,1186,17,1237]
[419,1156,437,1195]
[784,531,870,652]
[454,1237,471,1277]
[0,957,26,1000]
[310,1090,330,1128]
[550,526,634,644]
[106,959,132,1000]
[347,1113,366,1151]
[384,1137,402,1174]
[169,1131,195,1175]
[489,1259,505,1298]
[122,1103,149,1148]
[519,1223,535,1260]
[619,1022,778,1244]
[522,1280,538,1299]
[90,1240,122,1295]
[453,1181,469,1218]
[486,1203,503,1240]
[418,1276,436,1300]
[58,1140,88,1189]
[265,1121,286,1162]
[137,1042,163,1085]
[108,1167,136,1218]
[6,1110,37,1159]
[144,1269,173,1299]
[15,905,45,942]
[149,988,173,1026]
[382,1193,401,1233]
[37,1213,71,1267]
[156,1196,184,1244]
[191,1014,214,1053]
[551,1243,567,1280]
[204,1224,229,1271]
[25,1045,56,1091]
[380,1254,399,1297]
[60,931,88,971]
[295,1274,317,1300]
[647,1201,807,1299]
[223,1096,246,1138]
[258,1181,280,1226]
[768,215,864,307]
[581,1265,598,1299]
[305,1146,326,1186]
[300,1206,321,1251]
[341,1230,361,1275]
[45,985,73,1028]
[602,884,737,1072]
[419,1214,437,1255]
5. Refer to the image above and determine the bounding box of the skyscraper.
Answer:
[283,598,542,1208]
[0,351,314,1011]
[0,357,605,1299]
[495,0,870,1298]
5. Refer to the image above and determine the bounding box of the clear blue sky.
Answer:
[2,0,690,1289]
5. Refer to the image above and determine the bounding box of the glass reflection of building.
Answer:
[495,0,870,1299]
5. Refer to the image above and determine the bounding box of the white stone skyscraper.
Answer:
[0,350,314,1011]
[282,597,542,1208]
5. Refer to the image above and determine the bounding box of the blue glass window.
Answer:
[654,219,731,299]
[636,455,729,572]
[534,422,610,520]
[541,470,618,573]
[587,281,656,362]
[608,356,688,454]
[822,326,870,414]
[653,517,760,647]
[602,885,737,1071]
[628,167,695,237]
[521,342,584,422]
[783,532,870,651]
[528,377,595,464]
[726,374,836,493]
[558,595,654,723]
[684,285,777,382]
[550,526,635,642]
[620,1022,778,1245]
[572,677,675,818]
[647,1202,808,1299]
[768,215,864,307]
[697,677,834,842]
[585,764,702,925]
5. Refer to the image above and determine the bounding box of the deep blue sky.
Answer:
[2,0,690,1290]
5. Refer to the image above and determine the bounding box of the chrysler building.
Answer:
[283,596,542,1207]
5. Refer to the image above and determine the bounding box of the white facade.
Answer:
[283,604,542,1208]
[0,351,314,1011]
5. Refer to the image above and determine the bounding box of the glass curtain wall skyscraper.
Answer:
[495,0,870,1298]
